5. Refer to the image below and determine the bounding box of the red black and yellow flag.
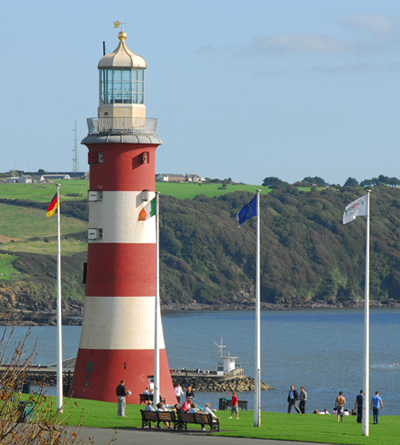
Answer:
[46,193,59,218]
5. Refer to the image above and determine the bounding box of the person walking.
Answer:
[174,383,184,403]
[370,391,383,424]
[287,385,301,414]
[299,386,307,414]
[354,390,363,423]
[229,391,239,419]
[116,379,130,417]
[335,391,346,423]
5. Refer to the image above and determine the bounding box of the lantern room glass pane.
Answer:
[122,70,131,103]
[107,71,113,104]
[99,68,145,105]
[114,70,123,103]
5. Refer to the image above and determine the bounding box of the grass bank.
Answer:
[51,396,399,444]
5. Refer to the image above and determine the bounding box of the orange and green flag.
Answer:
[46,193,59,218]
[138,197,156,221]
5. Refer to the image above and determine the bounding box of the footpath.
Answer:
[79,427,327,445]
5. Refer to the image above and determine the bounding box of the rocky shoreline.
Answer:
[171,375,272,393]
[2,298,400,326]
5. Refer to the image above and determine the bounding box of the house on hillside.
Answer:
[156,173,185,183]
[44,171,87,180]
[156,173,203,183]
[185,174,203,183]
[42,174,72,181]
[6,177,18,183]
[17,175,32,184]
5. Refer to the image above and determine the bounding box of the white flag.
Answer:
[343,194,368,225]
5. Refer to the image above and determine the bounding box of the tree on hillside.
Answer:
[204,177,222,184]
[262,176,287,188]
[378,174,391,184]
[344,177,359,187]
[388,177,400,187]
[302,176,328,187]
[360,175,400,187]
[360,178,374,187]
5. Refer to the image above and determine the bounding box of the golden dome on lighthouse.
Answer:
[98,31,147,69]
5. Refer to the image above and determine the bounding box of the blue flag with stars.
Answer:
[237,195,257,227]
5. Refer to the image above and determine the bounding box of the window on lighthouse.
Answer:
[100,69,144,105]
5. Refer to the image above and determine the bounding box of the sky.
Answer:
[2,0,400,186]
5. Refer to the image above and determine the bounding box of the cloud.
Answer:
[245,33,369,56]
[310,62,400,74]
[339,14,400,37]
[311,63,379,74]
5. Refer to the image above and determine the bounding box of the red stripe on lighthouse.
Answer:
[89,144,157,191]
[86,243,156,297]
[69,348,176,404]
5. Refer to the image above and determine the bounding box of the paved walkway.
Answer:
[80,427,327,445]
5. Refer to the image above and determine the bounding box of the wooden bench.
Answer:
[176,412,220,432]
[140,410,177,429]
[139,393,166,404]
[227,399,248,411]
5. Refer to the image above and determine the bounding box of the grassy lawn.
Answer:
[46,396,399,444]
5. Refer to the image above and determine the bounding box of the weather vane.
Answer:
[113,18,126,31]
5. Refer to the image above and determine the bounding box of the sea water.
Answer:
[1,308,399,415]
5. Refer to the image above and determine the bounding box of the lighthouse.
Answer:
[69,29,176,404]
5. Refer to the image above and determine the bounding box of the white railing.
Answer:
[87,117,158,135]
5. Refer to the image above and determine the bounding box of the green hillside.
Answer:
[159,186,400,304]
[0,181,399,310]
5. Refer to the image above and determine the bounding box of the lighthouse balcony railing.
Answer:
[87,117,158,135]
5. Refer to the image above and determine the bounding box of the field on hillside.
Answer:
[0,253,20,279]
[0,203,88,259]
[157,182,272,199]
[0,204,87,240]
[0,180,272,201]
[0,181,89,201]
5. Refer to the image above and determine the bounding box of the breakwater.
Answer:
[21,368,73,386]
[171,374,272,392]
[20,367,273,393]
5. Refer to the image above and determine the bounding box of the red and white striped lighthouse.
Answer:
[69,29,176,404]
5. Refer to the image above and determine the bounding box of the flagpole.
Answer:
[254,189,261,427]
[153,191,160,406]
[362,190,370,436]
[56,184,63,412]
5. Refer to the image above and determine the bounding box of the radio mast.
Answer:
[72,121,79,172]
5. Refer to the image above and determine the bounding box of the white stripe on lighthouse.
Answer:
[89,191,156,244]
[78,296,166,350]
